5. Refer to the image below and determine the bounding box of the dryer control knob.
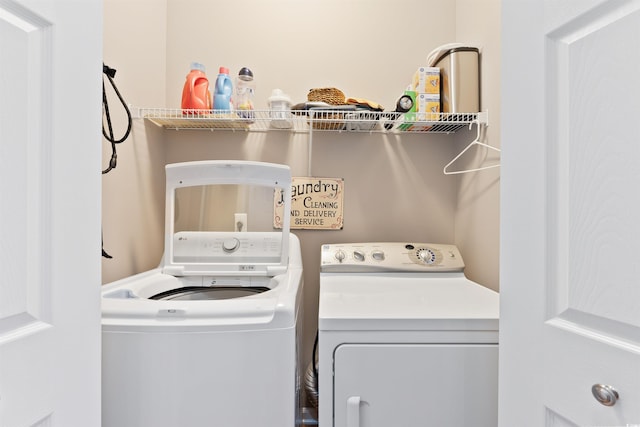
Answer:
[372,250,385,261]
[353,250,365,262]
[417,248,436,264]
[335,250,346,262]
[222,237,241,253]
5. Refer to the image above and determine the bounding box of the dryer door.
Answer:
[333,343,498,427]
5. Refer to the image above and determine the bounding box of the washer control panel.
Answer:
[172,231,282,263]
[320,242,465,273]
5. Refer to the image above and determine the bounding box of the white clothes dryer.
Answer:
[102,161,304,427]
[318,242,499,427]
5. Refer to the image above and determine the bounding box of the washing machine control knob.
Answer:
[222,237,241,253]
[353,250,365,262]
[334,250,346,262]
[371,250,385,261]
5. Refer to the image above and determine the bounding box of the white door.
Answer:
[0,0,102,426]
[501,0,640,425]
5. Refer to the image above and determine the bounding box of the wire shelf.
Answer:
[139,107,482,134]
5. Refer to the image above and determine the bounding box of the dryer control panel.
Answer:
[320,242,465,273]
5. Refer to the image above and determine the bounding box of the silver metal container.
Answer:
[432,47,480,113]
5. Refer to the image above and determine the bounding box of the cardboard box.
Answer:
[416,93,440,121]
[412,67,440,94]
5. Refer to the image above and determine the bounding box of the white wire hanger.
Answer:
[443,119,500,175]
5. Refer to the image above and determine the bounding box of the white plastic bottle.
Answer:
[268,89,292,129]
[234,67,255,121]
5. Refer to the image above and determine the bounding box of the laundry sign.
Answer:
[274,177,344,230]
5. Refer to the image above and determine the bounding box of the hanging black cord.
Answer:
[102,232,112,259]
[102,63,132,174]
[102,63,132,258]
[312,330,319,378]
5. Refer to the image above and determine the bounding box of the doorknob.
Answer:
[591,384,619,406]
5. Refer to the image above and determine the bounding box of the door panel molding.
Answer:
[546,313,640,354]
[545,1,640,332]
[0,0,53,344]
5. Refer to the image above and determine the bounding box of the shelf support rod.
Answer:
[307,120,314,176]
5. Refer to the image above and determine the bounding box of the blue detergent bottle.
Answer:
[213,66,233,111]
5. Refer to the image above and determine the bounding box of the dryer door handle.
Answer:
[347,396,361,427]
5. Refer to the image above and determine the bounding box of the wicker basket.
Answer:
[307,87,346,105]
[306,88,346,129]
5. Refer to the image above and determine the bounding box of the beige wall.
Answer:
[454,0,501,291]
[102,0,501,381]
[102,0,167,279]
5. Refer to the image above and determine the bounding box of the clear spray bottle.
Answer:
[234,67,255,121]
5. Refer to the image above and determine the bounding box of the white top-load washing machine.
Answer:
[102,161,304,427]
[318,242,499,427]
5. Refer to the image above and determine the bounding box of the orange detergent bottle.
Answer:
[181,62,211,113]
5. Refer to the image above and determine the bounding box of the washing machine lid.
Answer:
[161,161,292,277]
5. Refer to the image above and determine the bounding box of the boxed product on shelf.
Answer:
[412,67,440,94]
[417,93,440,121]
